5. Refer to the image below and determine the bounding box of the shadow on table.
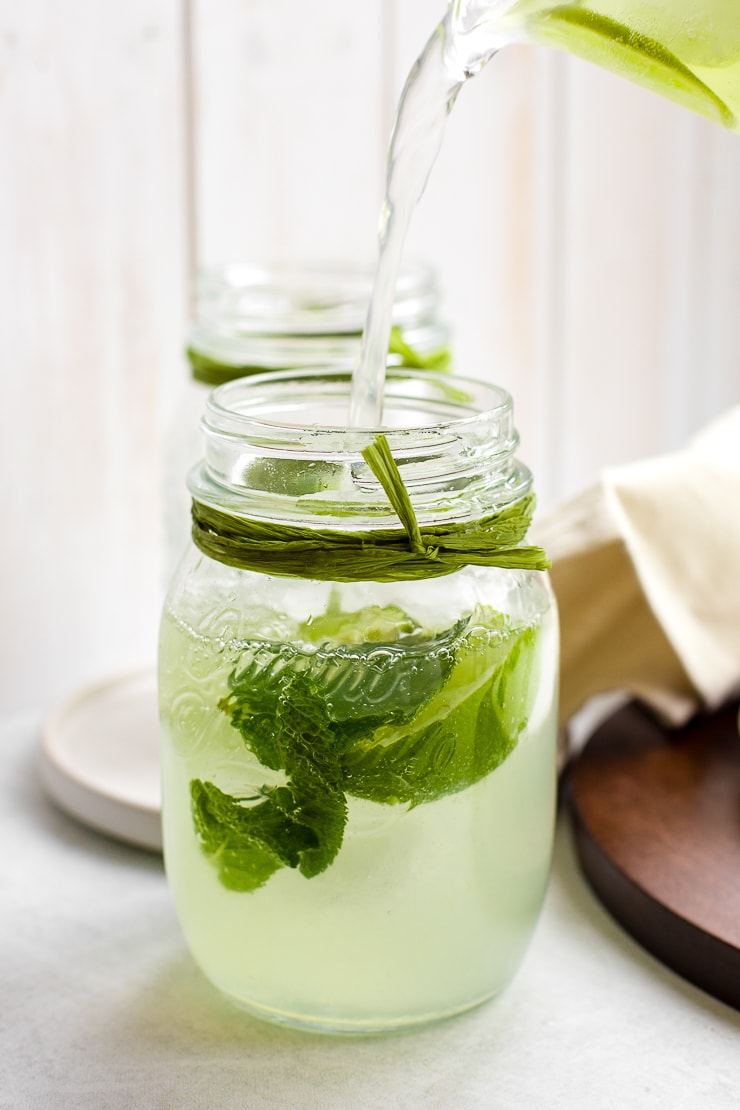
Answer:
[109,947,513,1107]
[121,950,485,1053]
[126,954,308,1052]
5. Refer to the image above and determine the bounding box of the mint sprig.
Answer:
[190,605,542,891]
[192,669,347,892]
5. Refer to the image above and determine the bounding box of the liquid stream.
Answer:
[350,0,740,428]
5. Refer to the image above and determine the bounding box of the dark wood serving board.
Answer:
[566,698,740,1010]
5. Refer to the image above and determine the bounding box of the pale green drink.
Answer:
[160,588,558,1031]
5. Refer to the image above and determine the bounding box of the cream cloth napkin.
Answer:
[533,407,740,734]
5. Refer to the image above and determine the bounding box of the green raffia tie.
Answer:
[190,434,549,582]
[187,327,451,387]
[187,347,274,387]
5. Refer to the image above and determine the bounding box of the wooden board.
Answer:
[566,698,740,1010]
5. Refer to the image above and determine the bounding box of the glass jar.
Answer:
[158,367,559,1034]
[188,260,451,383]
[164,261,452,577]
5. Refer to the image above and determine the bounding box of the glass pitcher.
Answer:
[446,0,739,131]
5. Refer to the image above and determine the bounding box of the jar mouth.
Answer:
[191,368,531,530]
[203,367,514,444]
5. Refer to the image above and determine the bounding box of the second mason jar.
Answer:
[159,367,558,1033]
[187,260,451,384]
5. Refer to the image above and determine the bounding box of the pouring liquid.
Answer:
[350,0,739,428]
[348,27,465,428]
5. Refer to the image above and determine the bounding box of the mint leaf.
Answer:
[194,669,347,889]
[274,670,348,878]
[190,779,317,892]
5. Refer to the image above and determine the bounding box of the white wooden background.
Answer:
[2,0,739,714]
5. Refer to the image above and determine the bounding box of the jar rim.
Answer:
[190,368,531,533]
[202,366,514,450]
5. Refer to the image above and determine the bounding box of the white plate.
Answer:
[40,669,162,852]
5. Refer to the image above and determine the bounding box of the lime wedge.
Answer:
[341,611,541,806]
[246,457,343,497]
[298,604,420,645]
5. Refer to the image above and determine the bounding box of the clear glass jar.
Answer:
[164,261,452,577]
[188,260,451,381]
[159,367,559,1034]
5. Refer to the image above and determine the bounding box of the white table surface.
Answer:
[2,709,738,1110]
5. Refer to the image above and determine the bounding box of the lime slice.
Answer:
[342,611,541,806]
[530,6,734,127]
[247,457,343,497]
[299,604,420,645]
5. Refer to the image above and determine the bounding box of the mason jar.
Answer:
[187,260,451,384]
[164,261,452,576]
[158,367,559,1034]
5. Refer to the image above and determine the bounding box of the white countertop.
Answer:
[2,709,738,1110]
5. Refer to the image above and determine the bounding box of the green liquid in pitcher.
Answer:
[159,597,557,1031]
[518,1,740,129]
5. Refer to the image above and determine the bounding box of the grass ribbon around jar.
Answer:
[190,433,549,581]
